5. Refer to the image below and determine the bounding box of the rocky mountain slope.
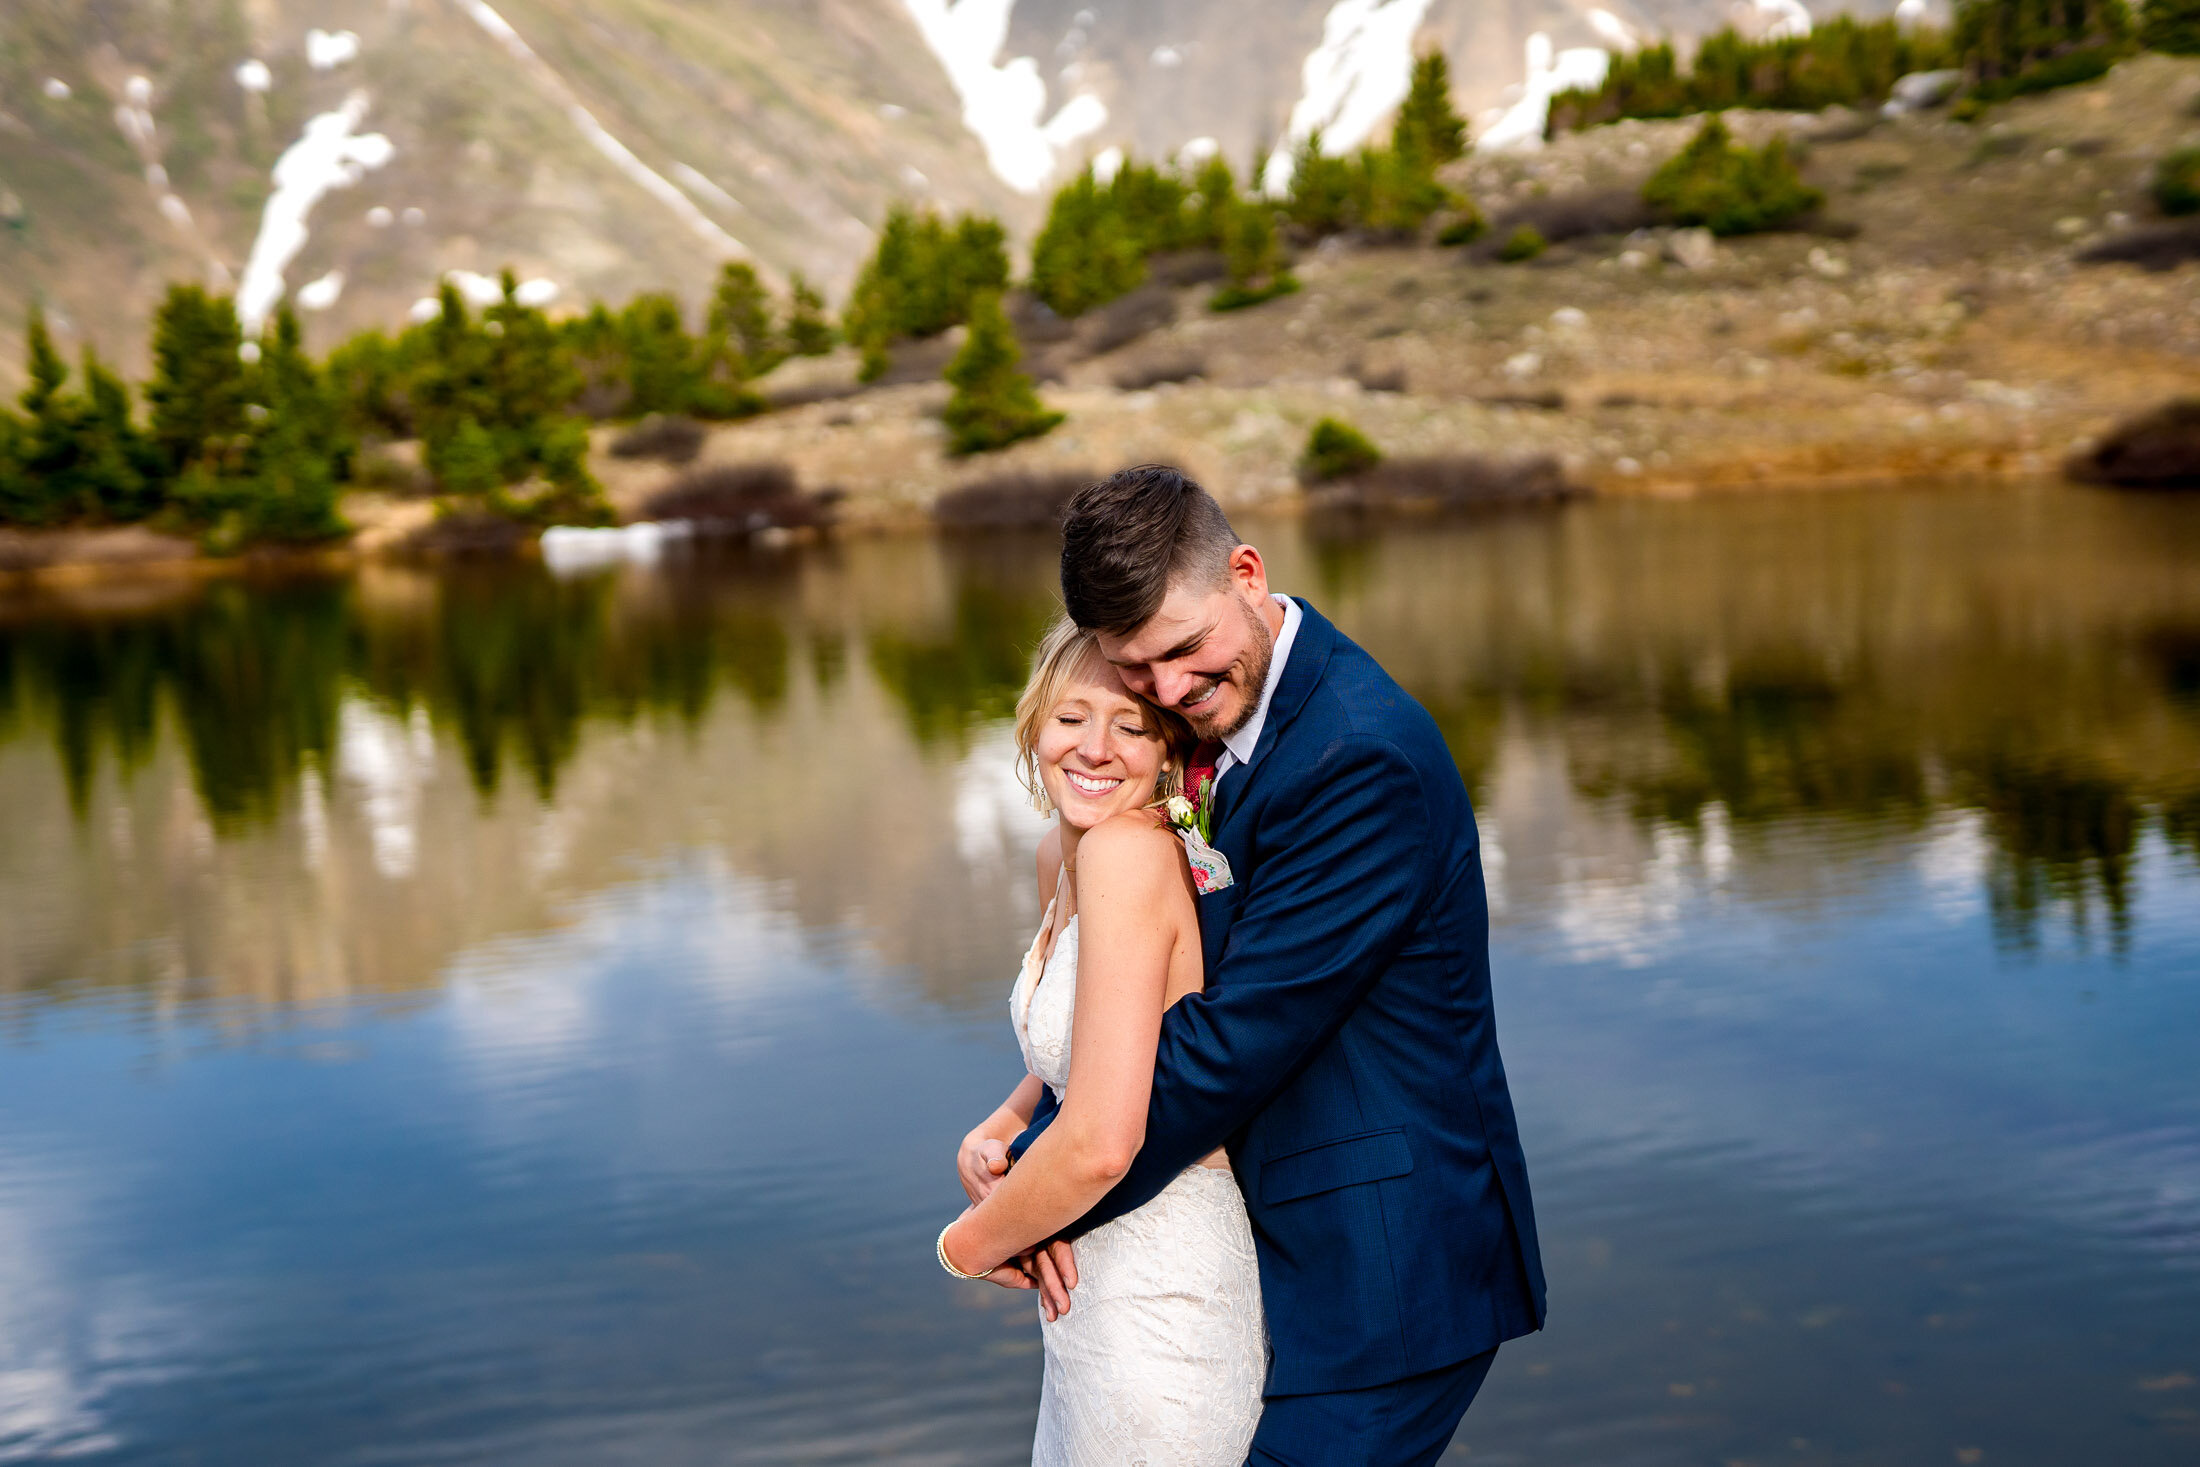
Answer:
[583,54,2200,524]
[1,0,1931,377]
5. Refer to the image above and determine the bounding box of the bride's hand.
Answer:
[957,1132,1012,1203]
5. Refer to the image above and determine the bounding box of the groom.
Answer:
[1007,465,1546,1465]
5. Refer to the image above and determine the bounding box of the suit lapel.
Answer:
[1210,599,1335,846]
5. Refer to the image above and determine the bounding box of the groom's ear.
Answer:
[1226,543,1269,601]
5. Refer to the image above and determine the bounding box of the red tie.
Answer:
[1184,739,1224,809]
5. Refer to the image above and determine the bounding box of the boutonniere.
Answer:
[1162,778,1232,893]
[1164,776,1213,845]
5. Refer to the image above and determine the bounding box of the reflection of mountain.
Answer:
[3,487,2199,1010]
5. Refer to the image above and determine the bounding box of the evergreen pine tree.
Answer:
[1394,51,1468,166]
[1284,129,1356,235]
[9,313,157,525]
[416,281,499,486]
[782,272,837,356]
[1643,117,1822,235]
[941,292,1062,455]
[75,349,155,522]
[1211,201,1299,310]
[619,292,703,417]
[16,309,77,524]
[145,284,247,475]
[1029,167,1145,318]
[0,408,30,525]
[1191,154,1239,249]
[843,207,1010,378]
[2143,0,2200,52]
[529,416,613,527]
[238,306,346,543]
[707,260,780,378]
[483,270,580,462]
[437,416,505,499]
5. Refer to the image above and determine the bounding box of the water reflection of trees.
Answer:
[6,491,2200,971]
[863,535,1061,748]
[0,537,1064,827]
[1291,490,2200,952]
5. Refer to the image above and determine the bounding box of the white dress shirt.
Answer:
[1212,594,1301,786]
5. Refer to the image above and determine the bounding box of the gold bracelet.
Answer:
[937,1219,989,1280]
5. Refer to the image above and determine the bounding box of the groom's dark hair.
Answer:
[1060,465,1239,634]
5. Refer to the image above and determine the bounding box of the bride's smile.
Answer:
[1034,659,1172,827]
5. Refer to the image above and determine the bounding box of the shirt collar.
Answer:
[1220,595,1301,770]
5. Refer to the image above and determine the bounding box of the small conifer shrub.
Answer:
[1498,224,1548,261]
[1210,202,1300,311]
[942,293,1064,456]
[1299,417,1383,482]
[1436,205,1488,246]
[2153,147,2200,216]
[1642,118,1822,236]
[2145,0,2200,53]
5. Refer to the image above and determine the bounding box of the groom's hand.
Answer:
[957,1135,1012,1203]
[1030,1239,1078,1321]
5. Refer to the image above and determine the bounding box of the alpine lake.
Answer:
[2,481,2196,1466]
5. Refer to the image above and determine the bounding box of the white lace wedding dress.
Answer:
[1010,890,1267,1467]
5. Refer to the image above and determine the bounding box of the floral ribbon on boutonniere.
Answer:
[1162,771,1233,893]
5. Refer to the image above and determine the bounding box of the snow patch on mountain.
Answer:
[1261,0,1436,193]
[1589,9,1637,48]
[456,1,745,256]
[407,270,560,322]
[306,29,362,70]
[673,164,745,214]
[899,0,1108,192]
[238,92,393,334]
[297,269,345,310]
[235,59,272,93]
[1753,0,1814,40]
[1477,33,1610,152]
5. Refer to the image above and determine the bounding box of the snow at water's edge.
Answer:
[1261,0,1435,194]
[237,91,393,335]
[898,0,1106,193]
[455,0,744,256]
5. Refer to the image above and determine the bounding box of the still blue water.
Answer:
[1,485,2196,1464]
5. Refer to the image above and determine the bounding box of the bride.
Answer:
[939,616,1266,1466]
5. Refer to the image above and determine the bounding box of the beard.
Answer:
[1189,597,1276,741]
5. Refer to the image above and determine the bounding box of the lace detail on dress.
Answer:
[1009,906,1267,1466]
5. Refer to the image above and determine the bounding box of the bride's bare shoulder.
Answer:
[1078,810,1190,892]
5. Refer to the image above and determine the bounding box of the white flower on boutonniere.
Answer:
[1164,790,1214,844]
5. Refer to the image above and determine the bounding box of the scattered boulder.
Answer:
[1882,70,1965,116]
[2066,400,2200,489]
[641,462,837,532]
[1308,453,1588,513]
[933,470,1092,530]
[1080,284,1178,357]
[2075,218,2200,270]
[1112,353,1206,390]
[608,413,706,464]
[1667,227,1718,271]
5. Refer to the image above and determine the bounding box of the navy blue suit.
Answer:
[1014,601,1545,1462]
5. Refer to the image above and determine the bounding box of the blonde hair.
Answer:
[1013,615,1195,815]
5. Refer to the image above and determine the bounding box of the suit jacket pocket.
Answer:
[1259,1127,1415,1205]
[1195,881,1246,966]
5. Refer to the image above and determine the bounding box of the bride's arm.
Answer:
[941,815,1187,1276]
[954,825,1066,1203]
